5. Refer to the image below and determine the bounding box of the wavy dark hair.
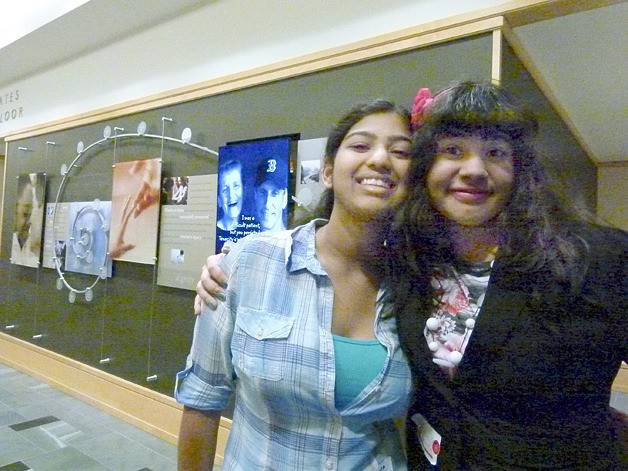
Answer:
[302,99,411,222]
[391,81,595,307]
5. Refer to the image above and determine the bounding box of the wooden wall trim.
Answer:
[3,1,618,143]
[0,332,232,463]
[2,0,619,144]
[491,29,503,83]
[503,0,625,27]
[3,17,504,143]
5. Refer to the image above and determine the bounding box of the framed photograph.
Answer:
[108,158,161,264]
[64,201,113,277]
[11,172,46,267]
[161,175,189,206]
[215,134,298,252]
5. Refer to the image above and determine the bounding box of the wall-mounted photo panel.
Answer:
[109,158,161,264]
[42,202,69,269]
[216,135,297,253]
[11,172,46,267]
[64,201,113,277]
[295,137,327,207]
[294,137,328,220]
[157,174,218,290]
[161,176,189,206]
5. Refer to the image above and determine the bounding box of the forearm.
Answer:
[178,406,222,471]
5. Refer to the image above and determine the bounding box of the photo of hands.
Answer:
[109,158,161,264]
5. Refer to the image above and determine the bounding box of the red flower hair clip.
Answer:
[411,87,434,131]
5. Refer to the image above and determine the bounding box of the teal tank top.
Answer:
[333,334,387,409]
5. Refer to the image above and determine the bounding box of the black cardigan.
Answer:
[399,224,628,470]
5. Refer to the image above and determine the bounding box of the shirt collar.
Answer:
[286,219,328,275]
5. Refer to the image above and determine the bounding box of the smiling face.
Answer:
[255,181,287,231]
[322,111,412,221]
[218,167,243,227]
[427,134,514,227]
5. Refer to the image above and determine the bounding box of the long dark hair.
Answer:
[302,99,411,222]
[391,81,595,307]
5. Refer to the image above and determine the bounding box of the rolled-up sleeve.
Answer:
[175,248,240,411]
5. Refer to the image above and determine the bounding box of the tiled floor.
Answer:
[1,361,626,471]
[0,363,182,471]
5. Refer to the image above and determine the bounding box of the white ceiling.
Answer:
[0,0,208,83]
[1,0,625,163]
[0,0,90,49]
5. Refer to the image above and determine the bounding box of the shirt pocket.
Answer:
[234,308,294,381]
